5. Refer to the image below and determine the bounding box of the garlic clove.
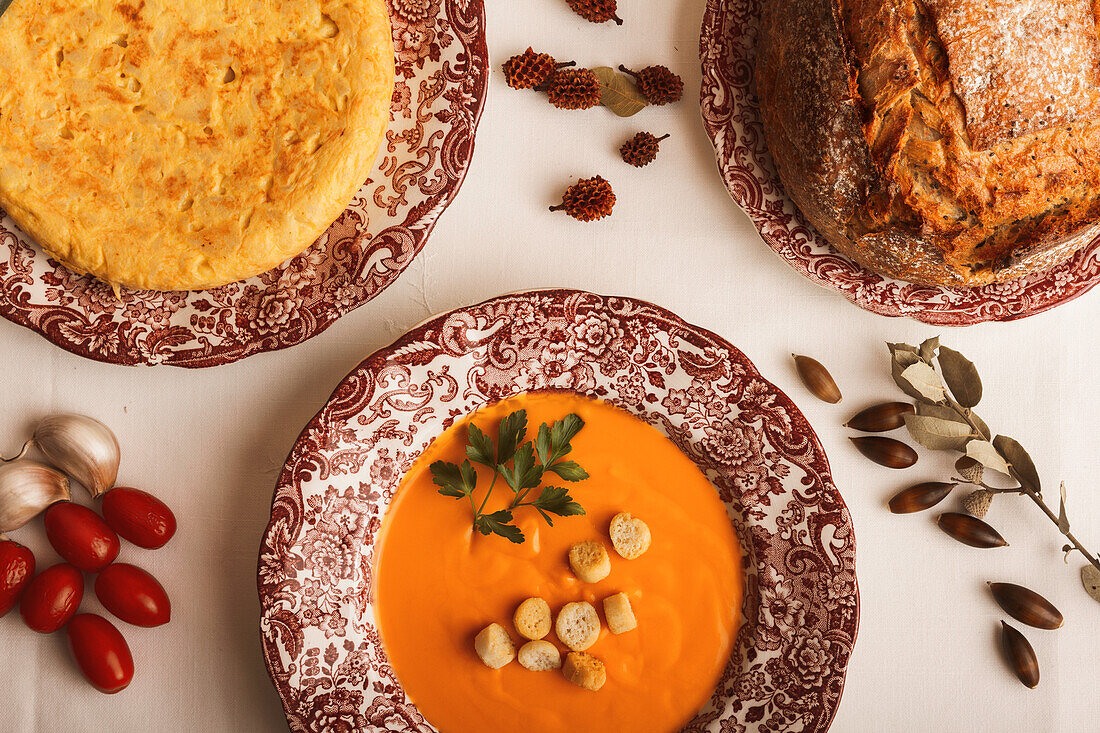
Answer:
[34,414,120,499]
[0,460,71,532]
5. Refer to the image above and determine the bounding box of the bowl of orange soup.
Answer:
[259,290,859,733]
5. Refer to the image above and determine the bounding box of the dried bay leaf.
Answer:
[916,402,990,440]
[1058,482,1070,535]
[1083,565,1100,604]
[965,440,1012,476]
[993,435,1042,494]
[904,413,974,451]
[592,66,647,117]
[919,336,939,364]
[900,362,946,403]
[937,346,983,407]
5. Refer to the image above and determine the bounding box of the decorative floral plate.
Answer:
[258,289,859,732]
[699,0,1100,326]
[0,0,488,367]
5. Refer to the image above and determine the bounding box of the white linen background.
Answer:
[1,1,1097,731]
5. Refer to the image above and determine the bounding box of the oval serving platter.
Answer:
[0,0,488,367]
[258,289,859,732]
[699,0,1100,326]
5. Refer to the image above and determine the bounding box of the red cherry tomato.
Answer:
[0,538,36,617]
[95,563,171,627]
[66,613,134,694]
[101,487,176,550]
[20,563,84,633]
[44,502,120,573]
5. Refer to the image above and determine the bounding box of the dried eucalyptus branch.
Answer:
[888,338,1100,603]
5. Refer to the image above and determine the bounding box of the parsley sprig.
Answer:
[430,409,589,543]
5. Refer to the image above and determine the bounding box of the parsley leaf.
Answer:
[547,460,589,482]
[534,423,553,465]
[531,485,586,521]
[430,460,477,498]
[550,414,584,457]
[500,442,544,494]
[474,510,524,544]
[466,423,495,468]
[496,409,528,465]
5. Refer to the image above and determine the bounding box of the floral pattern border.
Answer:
[699,0,1100,326]
[0,0,488,367]
[257,289,859,733]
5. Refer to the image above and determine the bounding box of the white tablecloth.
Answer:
[2,2,1098,731]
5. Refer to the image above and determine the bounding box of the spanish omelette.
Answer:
[0,0,394,291]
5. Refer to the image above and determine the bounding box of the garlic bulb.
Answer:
[33,414,120,499]
[0,460,71,532]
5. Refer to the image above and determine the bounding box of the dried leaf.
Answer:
[900,362,946,403]
[1057,482,1070,535]
[904,413,974,451]
[919,336,939,364]
[937,346,983,408]
[1082,565,1100,604]
[965,440,1012,476]
[992,435,1042,494]
[592,66,647,117]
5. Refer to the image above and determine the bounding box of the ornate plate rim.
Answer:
[0,0,489,367]
[257,288,860,733]
[698,0,1100,326]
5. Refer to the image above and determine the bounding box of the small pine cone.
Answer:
[619,64,684,105]
[963,489,994,519]
[502,48,574,90]
[620,132,669,167]
[547,68,602,110]
[550,176,616,221]
[566,0,623,24]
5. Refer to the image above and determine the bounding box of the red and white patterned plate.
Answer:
[0,0,487,367]
[699,0,1100,325]
[257,289,859,732]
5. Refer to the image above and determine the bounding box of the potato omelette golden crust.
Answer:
[0,0,394,291]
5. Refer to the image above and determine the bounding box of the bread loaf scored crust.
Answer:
[756,0,1100,286]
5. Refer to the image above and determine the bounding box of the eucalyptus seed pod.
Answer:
[955,455,984,484]
[1000,621,1040,688]
[845,402,914,432]
[888,482,956,514]
[989,583,1063,630]
[792,355,842,404]
[850,437,918,469]
[936,512,1008,548]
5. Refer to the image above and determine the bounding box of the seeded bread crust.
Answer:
[756,0,1100,287]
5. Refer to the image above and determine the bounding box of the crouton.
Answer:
[555,601,600,651]
[609,512,651,559]
[568,540,611,583]
[474,623,515,669]
[513,597,552,640]
[562,652,606,691]
[518,640,561,671]
[603,592,637,634]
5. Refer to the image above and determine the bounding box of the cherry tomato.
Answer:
[66,613,134,694]
[95,563,171,627]
[101,487,176,550]
[0,538,35,617]
[44,502,120,573]
[21,563,83,633]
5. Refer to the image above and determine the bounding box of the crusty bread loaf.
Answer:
[609,513,651,560]
[555,601,601,651]
[568,541,611,583]
[562,652,607,691]
[756,0,1100,287]
[603,592,637,634]
[474,623,515,669]
[514,597,552,640]
[518,640,562,671]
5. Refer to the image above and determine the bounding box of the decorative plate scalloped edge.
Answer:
[699,0,1100,326]
[0,0,488,367]
[257,289,859,733]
